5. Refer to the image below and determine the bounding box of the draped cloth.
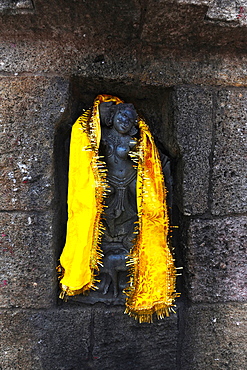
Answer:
[58,94,178,322]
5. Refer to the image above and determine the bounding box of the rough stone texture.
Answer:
[0,1,141,41]
[164,87,213,216]
[0,1,247,369]
[0,211,55,308]
[1,43,247,87]
[185,217,247,302]
[0,306,178,370]
[178,0,247,27]
[0,0,34,14]
[0,76,69,211]
[93,307,178,370]
[206,0,247,26]
[0,307,91,370]
[211,88,247,215]
[180,303,247,370]
[177,0,214,3]
[140,1,247,46]
[0,309,42,370]
[0,2,247,85]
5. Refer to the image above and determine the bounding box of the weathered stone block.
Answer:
[0,76,69,210]
[1,41,247,86]
[206,0,247,27]
[164,87,213,216]
[0,211,55,308]
[180,303,247,370]
[177,0,247,26]
[186,217,247,302]
[212,88,247,215]
[0,307,91,370]
[0,0,34,14]
[141,1,207,45]
[0,309,42,370]
[93,306,178,370]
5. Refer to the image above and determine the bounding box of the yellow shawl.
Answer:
[58,94,178,322]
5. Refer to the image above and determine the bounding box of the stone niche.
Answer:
[54,77,182,306]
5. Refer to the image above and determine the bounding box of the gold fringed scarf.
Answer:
[58,94,179,321]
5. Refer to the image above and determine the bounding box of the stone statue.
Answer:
[98,102,139,297]
[62,96,174,307]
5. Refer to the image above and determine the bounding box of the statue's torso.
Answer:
[101,128,137,180]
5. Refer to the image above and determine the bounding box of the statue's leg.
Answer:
[102,273,112,295]
[111,270,119,298]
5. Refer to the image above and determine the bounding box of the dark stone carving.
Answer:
[99,102,138,299]
[69,101,172,305]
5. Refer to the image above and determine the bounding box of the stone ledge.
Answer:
[0,307,91,370]
[0,305,178,370]
[2,42,247,86]
[93,306,178,370]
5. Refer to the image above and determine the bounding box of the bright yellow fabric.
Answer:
[124,119,177,321]
[59,95,122,294]
[59,119,97,292]
[59,95,178,321]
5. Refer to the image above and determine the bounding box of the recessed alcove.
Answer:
[53,77,183,305]
[1,0,246,366]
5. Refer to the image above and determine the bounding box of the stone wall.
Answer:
[0,1,246,369]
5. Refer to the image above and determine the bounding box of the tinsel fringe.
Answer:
[58,96,180,322]
[58,99,108,299]
[123,119,179,322]
[124,305,173,323]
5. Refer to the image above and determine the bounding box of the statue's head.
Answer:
[100,102,138,136]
